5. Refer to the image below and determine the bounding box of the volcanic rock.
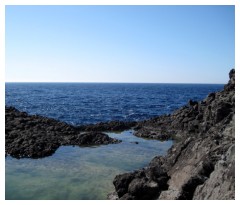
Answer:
[111,69,235,200]
[5,107,121,158]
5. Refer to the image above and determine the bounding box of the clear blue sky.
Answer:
[5,5,235,83]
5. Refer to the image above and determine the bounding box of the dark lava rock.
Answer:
[188,100,198,107]
[133,69,235,140]
[5,107,121,158]
[77,121,137,132]
[111,69,235,200]
[113,166,169,200]
[62,132,120,146]
[128,178,159,199]
[113,172,135,198]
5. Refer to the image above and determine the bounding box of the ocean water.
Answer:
[5,83,223,200]
[6,131,173,200]
[5,83,224,125]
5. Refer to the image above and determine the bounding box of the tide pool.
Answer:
[5,130,173,200]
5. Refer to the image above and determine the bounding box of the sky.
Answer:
[5,5,235,83]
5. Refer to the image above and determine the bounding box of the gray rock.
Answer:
[128,178,159,199]
[5,107,121,158]
[110,69,235,200]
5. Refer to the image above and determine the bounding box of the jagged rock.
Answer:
[224,69,235,91]
[128,178,159,199]
[77,121,137,132]
[188,100,198,107]
[193,145,235,200]
[113,172,136,198]
[111,69,235,200]
[62,132,120,145]
[132,69,235,140]
[5,107,121,158]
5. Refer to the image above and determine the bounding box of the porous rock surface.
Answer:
[110,69,235,200]
[5,107,121,158]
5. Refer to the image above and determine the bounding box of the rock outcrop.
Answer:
[110,69,235,200]
[77,121,137,132]
[5,107,121,158]
[5,69,235,199]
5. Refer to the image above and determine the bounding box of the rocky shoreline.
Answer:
[5,107,121,158]
[109,69,235,200]
[5,69,235,199]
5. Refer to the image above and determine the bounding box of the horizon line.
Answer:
[5,81,225,85]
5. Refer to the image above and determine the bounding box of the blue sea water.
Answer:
[5,83,224,200]
[5,83,224,125]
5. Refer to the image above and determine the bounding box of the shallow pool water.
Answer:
[5,130,173,200]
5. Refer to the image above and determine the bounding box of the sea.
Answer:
[5,83,224,125]
[5,83,224,200]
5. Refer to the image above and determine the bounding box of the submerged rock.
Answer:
[130,141,139,144]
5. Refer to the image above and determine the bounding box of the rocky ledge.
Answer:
[109,69,235,200]
[77,121,137,132]
[5,107,121,158]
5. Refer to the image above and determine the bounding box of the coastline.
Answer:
[109,69,235,199]
[5,69,235,199]
[5,107,121,158]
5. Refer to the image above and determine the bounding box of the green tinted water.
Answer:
[5,130,173,200]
